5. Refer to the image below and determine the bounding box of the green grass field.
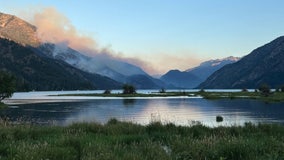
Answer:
[0,119,283,160]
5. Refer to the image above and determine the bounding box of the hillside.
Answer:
[0,38,121,91]
[199,36,284,89]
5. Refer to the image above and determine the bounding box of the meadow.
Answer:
[0,119,283,160]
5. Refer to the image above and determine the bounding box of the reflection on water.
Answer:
[1,98,284,127]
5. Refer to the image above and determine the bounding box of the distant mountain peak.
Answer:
[208,56,240,67]
[211,56,240,62]
[186,56,240,72]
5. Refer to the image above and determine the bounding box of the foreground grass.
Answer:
[0,119,283,160]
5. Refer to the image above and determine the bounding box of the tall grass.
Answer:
[0,118,283,160]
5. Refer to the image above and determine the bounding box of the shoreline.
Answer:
[55,91,284,102]
[4,91,284,105]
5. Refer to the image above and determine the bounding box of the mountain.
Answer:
[0,12,40,47]
[0,38,121,91]
[199,36,284,89]
[0,12,162,89]
[37,43,148,83]
[160,70,201,88]
[37,43,165,89]
[160,57,239,88]
[186,56,240,82]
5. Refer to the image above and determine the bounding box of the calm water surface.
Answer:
[1,90,284,127]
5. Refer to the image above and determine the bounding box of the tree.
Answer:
[0,71,16,101]
[159,88,166,93]
[258,84,271,97]
[242,88,248,92]
[103,89,111,94]
[281,85,284,92]
[122,84,136,94]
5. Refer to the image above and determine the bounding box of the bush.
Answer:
[242,88,248,92]
[216,115,224,122]
[0,102,8,109]
[122,84,136,94]
[159,88,166,93]
[103,89,111,94]
[281,86,284,92]
[258,84,271,97]
[199,88,205,93]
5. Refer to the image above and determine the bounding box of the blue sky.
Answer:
[1,0,284,74]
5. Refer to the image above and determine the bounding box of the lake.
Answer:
[1,90,284,127]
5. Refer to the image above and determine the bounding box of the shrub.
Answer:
[199,88,205,93]
[281,86,284,92]
[258,84,271,97]
[122,84,136,94]
[159,88,166,93]
[242,88,248,92]
[104,89,111,94]
[216,115,224,122]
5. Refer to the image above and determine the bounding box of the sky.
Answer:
[1,0,284,75]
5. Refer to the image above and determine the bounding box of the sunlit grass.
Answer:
[0,119,283,159]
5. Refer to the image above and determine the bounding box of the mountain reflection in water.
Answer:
[2,97,284,127]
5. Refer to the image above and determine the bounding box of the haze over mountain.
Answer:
[0,11,165,89]
[160,57,239,88]
[199,36,284,89]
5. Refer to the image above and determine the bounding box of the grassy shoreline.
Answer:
[56,91,284,102]
[0,119,283,159]
[56,92,191,97]
[198,91,284,102]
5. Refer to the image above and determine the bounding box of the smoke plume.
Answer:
[27,7,202,75]
[31,7,99,55]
